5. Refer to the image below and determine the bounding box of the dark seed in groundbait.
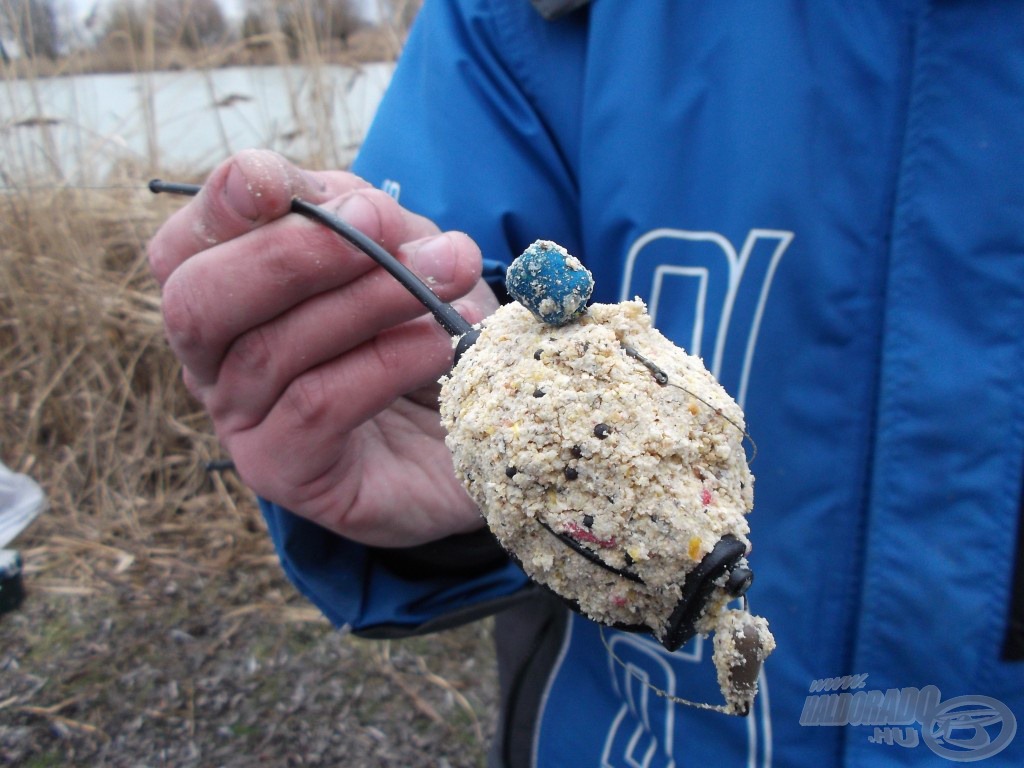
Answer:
[594,423,611,439]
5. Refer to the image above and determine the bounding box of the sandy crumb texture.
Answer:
[440,300,754,640]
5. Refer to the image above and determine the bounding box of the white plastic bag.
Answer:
[0,460,46,548]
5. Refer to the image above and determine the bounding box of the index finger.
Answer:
[147,149,369,285]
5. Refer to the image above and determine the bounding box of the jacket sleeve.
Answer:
[262,500,531,636]
[262,0,587,635]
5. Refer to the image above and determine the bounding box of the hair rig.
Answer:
[149,180,774,716]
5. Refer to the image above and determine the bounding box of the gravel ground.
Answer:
[0,520,498,768]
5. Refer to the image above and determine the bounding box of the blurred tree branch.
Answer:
[0,0,60,60]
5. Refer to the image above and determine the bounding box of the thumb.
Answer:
[148,149,353,285]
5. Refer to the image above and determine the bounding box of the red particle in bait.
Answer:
[701,489,714,506]
[565,522,617,549]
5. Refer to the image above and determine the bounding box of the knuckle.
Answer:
[336,188,404,240]
[289,217,361,269]
[358,186,401,212]
[146,241,172,285]
[160,270,207,354]
[281,368,332,430]
[369,332,408,381]
[224,325,275,377]
[181,366,206,403]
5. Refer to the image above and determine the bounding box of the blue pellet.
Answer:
[506,240,594,326]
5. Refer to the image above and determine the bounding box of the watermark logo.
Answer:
[800,675,1016,762]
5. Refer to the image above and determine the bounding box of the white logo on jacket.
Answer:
[620,228,793,409]
[601,226,792,767]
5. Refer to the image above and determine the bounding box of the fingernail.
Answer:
[410,236,456,286]
[224,163,260,221]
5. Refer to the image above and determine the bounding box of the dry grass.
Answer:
[0,3,414,607]
[1,25,408,79]
[0,151,495,768]
[0,170,295,610]
[0,178,227,541]
[0,5,499,762]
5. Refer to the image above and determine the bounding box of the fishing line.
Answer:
[598,623,736,714]
[619,342,758,464]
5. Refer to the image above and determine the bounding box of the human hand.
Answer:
[148,150,497,547]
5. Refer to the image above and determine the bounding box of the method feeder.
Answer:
[148,180,757,660]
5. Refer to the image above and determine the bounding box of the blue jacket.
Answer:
[262,1,1024,765]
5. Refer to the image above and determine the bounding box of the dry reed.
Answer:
[0,178,272,596]
[0,5,499,764]
[0,1,420,585]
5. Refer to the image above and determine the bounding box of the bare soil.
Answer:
[0,502,498,768]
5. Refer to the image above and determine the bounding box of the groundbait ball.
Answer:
[439,240,774,715]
